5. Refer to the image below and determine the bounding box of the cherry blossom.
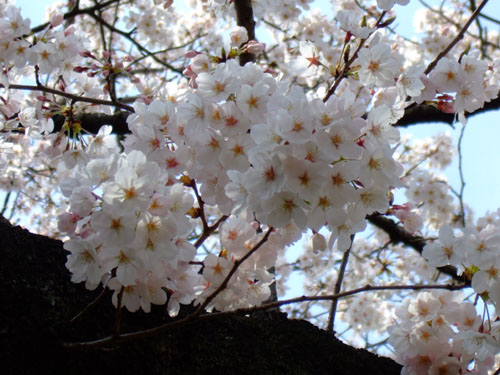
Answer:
[2,0,500,370]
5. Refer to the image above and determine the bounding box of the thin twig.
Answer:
[70,287,109,323]
[63,282,466,350]
[469,0,487,58]
[114,287,124,338]
[187,179,229,249]
[30,0,121,33]
[87,13,183,75]
[193,215,229,249]
[1,191,11,216]
[323,11,386,103]
[188,180,208,231]
[418,0,498,53]
[478,12,500,25]
[194,227,273,314]
[0,84,134,112]
[327,235,354,332]
[424,0,490,75]
[457,123,467,227]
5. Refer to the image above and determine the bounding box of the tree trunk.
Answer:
[0,220,401,375]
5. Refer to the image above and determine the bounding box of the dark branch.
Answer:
[30,0,121,33]
[367,214,467,283]
[2,83,134,112]
[396,94,500,127]
[424,0,489,75]
[87,13,184,75]
[233,0,256,66]
[52,111,130,134]
[44,90,500,135]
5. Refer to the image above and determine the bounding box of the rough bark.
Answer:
[233,0,257,66]
[0,219,401,375]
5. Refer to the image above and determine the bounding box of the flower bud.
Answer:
[50,13,64,28]
[311,233,327,252]
[245,41,266,54]
[185,50,201,58]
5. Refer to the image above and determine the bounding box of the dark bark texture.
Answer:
[234,0,257,66]
[0,220,402,375]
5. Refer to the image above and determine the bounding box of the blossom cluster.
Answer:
[2,0,500,372]
[58,50,408,314]
[423,210,500,312]
[389,290,500,375]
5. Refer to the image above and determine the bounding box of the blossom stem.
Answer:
[323,11,386,103]
[87,13,183,75]
[69,286,109,323]
[193,214,229,249]
[194,227,273,315]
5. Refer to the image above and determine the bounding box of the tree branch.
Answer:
[366,214,467,283]
[63,281,466,350]
[51,111,130,134]
[395,94,500,127]
[1,83,134,112]
[30,0,122,33]
[424,0,489,75]
[87,13,183,75]
[327,235,354,332]
[233,0,256,66]
[195,227,273,314]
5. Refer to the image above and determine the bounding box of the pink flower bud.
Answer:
[245,40,266,54]
[141,96,152,105]
[437,101,455,114]
[36,96,52,102]
[188,76,198,89]
[185,49,201,58]
[183,65,196,78]
[73,66,89,73]
[79,50,96,59]
[50,13,64,27]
